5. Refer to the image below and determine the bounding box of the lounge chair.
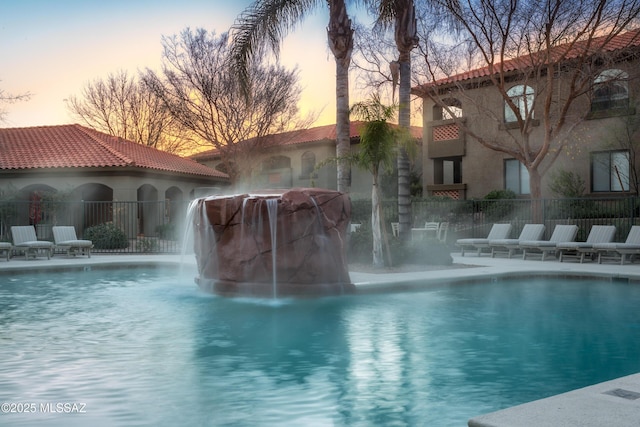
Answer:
[0,242,12,261]
[556,225,616,263]
[456,223,512,256]
[11,226,55,260]
[52,226,93,258]
[489,224,545,258]
[519,224,579,261]
[593,225,640,265]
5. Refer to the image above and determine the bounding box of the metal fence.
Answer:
[352,196,640,244]
[2,197,638,253]
[0,200,191,254]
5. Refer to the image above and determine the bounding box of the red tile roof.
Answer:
[190,121,423,160]
[0,124,228,179]
[415,28,640,91]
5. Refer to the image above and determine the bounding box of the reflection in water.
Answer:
[0,271,639,426]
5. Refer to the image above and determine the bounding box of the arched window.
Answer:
[505,85,534,123]
[592,69,629,112]
[300,151,316,178]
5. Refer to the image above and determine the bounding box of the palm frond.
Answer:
[230,0,323,98]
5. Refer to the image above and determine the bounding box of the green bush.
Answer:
[84,223,129,250]
[481,189,517,221]
[549,170,585,198]
[138,237,158,252]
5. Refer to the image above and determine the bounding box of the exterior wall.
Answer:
[195,140,379,200]
[421,60,640,200]
[0,170,223,201]
[0,169,227,238]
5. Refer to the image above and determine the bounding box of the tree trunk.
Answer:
[529,167,543,223]
[328,0,353,194]
[397,59,412,240]
[395,0,417,241]
[371,182,384,268]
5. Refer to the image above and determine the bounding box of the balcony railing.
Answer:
[428,121,465,158]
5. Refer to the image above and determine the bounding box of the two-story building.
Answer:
[413,29,640,200]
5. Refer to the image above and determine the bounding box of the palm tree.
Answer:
[230,0,354,193]
[369,0,418,240]
[350,95,402,267]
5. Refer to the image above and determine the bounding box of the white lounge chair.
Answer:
[456,223,512,256]
[594,225,640,265]
[11,226,55,260]
[556,225,616,263]
[52,226,93,258]
[489,224,546,258]
[520,224,579,261]
[0,242,12,261]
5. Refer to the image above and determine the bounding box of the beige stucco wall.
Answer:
[421,61,640,199]
[196,140,383,201]
[0,169,224,201]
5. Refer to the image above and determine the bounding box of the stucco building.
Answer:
[0,124,229,238]
[413,29,640,200]
[190,121,423,201]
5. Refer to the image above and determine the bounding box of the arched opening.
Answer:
[137,184,158,237]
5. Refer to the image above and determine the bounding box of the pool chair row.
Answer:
[0,226,93,261]
[456,223,639,264]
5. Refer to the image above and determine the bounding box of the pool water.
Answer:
[1,269,640,426]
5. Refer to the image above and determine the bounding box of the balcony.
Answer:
[428,120,465,158]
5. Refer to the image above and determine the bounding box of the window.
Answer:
[592,150,630,192]
[504,159,530,194]
[505,85,534,123]
[434,157,462,185]
[300,151,316,178]
[591,69,629,112]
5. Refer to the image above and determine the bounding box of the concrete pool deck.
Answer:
[1,251,639,426]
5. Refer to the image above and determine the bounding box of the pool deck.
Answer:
[1,251,639,426]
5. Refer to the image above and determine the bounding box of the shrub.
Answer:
[549,170,585,198]
[138,237,158,252]
[481,189,518,221]
[84,223,129,250]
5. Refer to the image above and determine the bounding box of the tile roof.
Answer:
[415,28,640,91]
[0,124,228,179]
[190,121,423,160]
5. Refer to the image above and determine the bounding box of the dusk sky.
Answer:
[0,0,337,128]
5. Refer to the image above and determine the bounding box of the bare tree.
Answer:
[66,71,191,155]
[418,0,640,202]
[143,28,306,186]
[0,83,31,123]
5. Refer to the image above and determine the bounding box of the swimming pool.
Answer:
[1,268,639,426]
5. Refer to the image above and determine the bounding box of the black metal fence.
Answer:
[352,196,640,244]
[2,197,638,253]
[0,200,191,254]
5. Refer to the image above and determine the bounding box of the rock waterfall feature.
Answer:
[191,188,354,297]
